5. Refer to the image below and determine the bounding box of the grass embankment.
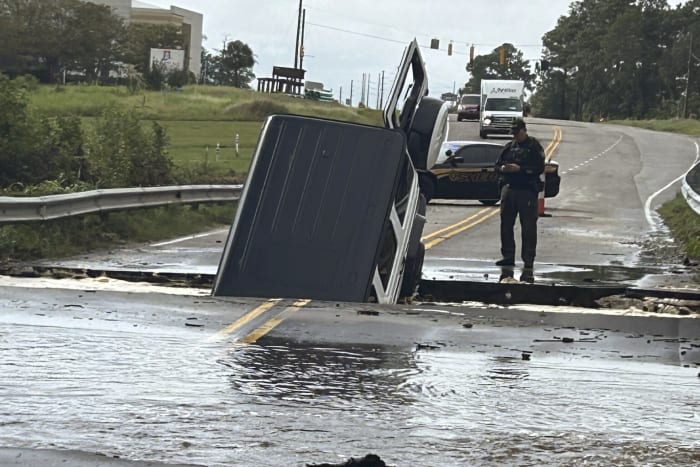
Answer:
[607,118,700,136]
[0,85,383,263]
[0,204,236,262]
[28,85,382,177]
[609,118,700,261]
[658,195,700,261]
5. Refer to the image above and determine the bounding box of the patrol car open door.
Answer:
[211,39,448,304]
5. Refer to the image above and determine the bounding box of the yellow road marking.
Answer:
[423,209,499,249]
[421,207,492,242]
[545,126,562,162]
[240,299,311,344]
[421,125,562,250]
[207,298,281,342]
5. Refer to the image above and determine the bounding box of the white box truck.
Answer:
[479,79,525,139]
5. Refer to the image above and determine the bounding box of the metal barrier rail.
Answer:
[0,166,698,225]
[682,163,700,217]
[0,185,243,224]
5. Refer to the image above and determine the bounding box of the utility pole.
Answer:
[350,80,353,107]
[379,70,385,108]
[366,72,372,109]
[299,8,306,70]
[361,73,366,106]
[376,73,380,108]
[294,0,303,69]
[684,32,693,119]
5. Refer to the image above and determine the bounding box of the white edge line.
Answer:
[644,140,700,229]
[151,228,230,247]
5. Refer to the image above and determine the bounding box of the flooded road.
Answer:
[1,119,699,465]
[1,284,698,466]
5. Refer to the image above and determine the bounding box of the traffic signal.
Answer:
[447,42,453,56]
[469,45,474,66]
[499,47,505,65]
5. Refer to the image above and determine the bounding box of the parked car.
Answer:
[427,140,561,204]
[456,94,480,121]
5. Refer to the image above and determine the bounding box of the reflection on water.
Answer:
[1,326,698,466]
[219,343,419,411]
[218,339,699,465]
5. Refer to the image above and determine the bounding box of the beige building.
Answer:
[95,0,202,77]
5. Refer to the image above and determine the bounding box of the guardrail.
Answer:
[682,163,700,217]
[0,185,242,225]
[0,168,698,225]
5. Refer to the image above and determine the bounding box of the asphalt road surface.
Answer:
[1,283,699,466]
[2,117,700,466]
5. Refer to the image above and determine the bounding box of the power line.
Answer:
[305,21,544,56]
[304,6,544,50]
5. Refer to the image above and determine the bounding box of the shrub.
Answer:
[85,106,174,187]
[223,100,289,120]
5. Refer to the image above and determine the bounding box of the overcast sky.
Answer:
[139,0,680,104]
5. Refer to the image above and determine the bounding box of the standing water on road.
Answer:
[0,324,698,466]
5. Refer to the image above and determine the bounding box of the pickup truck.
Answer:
[212,40,448,304]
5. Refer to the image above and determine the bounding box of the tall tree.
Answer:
[219,40,256,88]
[534,0,686,120]
[461,43,534,95]
[121,23,185,73]
[65,1,125,83]
[0,0,123,83]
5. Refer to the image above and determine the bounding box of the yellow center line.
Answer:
[207,298,281,342]
[424,208,499,250]
[545,126,562,162]
[239,299,311,344]
[421,207,492,242]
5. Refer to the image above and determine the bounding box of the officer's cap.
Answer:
[510,118,527,132]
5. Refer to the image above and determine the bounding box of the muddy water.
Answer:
[1,324,698,466]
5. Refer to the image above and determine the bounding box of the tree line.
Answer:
[463,0,699,121]
[0,0,256,89]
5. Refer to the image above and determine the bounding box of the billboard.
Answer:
[150,48,185,72]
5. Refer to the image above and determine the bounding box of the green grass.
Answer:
[0,203,236,262]
[28,84,383,124]
[658,194,700,261]
[158,120,261,174]
[607,118,700,136]
[28,84,384,182]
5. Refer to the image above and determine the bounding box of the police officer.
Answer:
[494,118,545,277]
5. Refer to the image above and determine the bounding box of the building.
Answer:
[95,1,202,77]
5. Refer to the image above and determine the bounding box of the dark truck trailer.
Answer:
[213,40,448,304]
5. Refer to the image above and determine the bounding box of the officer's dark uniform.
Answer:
[495,121,545,269]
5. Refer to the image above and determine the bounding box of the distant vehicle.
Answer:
[456,94,480,121]
[427,140,561,204]
[479,80,525,138]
